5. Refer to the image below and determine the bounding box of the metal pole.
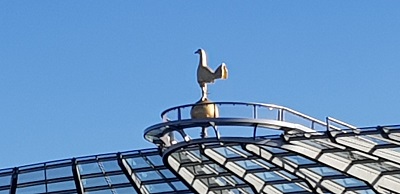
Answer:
[253,105,257,119]
[177,108,182,121]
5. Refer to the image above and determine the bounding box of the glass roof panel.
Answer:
[78,162,101,175]
[255,171,287,182]
[190,149,204,158]
[200,175,243,188]
[113,187,138,193]
[99,160,120,172]
[126,157,150,169]
[234,159,275,170]
[283,155,315,165]
[230,145,254,156]
[86,189,114,194]
[47,180,76,192]
[185,163,226,176]
[272,182,307,192]
[213,147,242,158]
[160,169,175,178]
[211,187,253,194]
[308,166,342,176]
[16,184,46,194]
[136,170,162,181]
[46,165,73,179]
[171,149,208,164]
[146,155,163,166]
[107,174,130,184]
[0,175,10,186]
[353,189,376,194]
[82,176,108,188]
[0,190,9,194]
[171,181,189,191]
[17,170,45,183]
[144,182,174,193]
[300,139,335,149]
[332,178,366,187]
[260,146,287,153]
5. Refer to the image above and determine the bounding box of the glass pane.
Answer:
[187,163,225,176]
[145,183,173,192]
[47,180,76,192]
[333,178,366,187]
[113,187,138,194]
[108,174,129,184]
[18,170,45,183]
[201,176,235,187]
[171,181,188,191]
[47,166,73,179]
[235,160,262,170]
[126,157,149,169]
[171,150,206,163]
[213,147,241,158]
[261,146,287,153]
[82,176,108,188]
[189,149,206,160]
[99,160,120,172]
[87,189,113,194]
[136,171,162,181]
[78,163,101,175]
[308,166,342,176]
[146,155,163,166]
[300,139,334,149]
[235,159,274,170]
[0,175,10,186]
[160,169,175,178]
[283,155,315,165]
[354,189,376,194]
[255,171,286,182]
[16,184,46,194]
[229,145,253,156]
[273,183,306,192]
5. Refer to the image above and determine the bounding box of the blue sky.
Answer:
[1,1,400,168]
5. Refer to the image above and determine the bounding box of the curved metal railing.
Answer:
[160,102,328,131]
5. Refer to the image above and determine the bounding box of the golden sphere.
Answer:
[190,99,219,119]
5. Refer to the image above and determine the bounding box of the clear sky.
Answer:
[1,1,400,168]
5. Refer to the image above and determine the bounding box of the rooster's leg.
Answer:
[201,84,208,100]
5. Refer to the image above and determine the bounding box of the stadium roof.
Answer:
[1,101,400,194]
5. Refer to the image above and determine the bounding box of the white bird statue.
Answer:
[195,48,228,100]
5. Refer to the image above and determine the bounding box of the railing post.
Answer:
[177,108,182,121]
[326,117,330,131]
[278,109,284,121]
[253,105,257,119]
[253,124,258,139]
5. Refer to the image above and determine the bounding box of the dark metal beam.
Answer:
[71,158,84,194]
[116,153,142,194]
[9,167,18,194]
